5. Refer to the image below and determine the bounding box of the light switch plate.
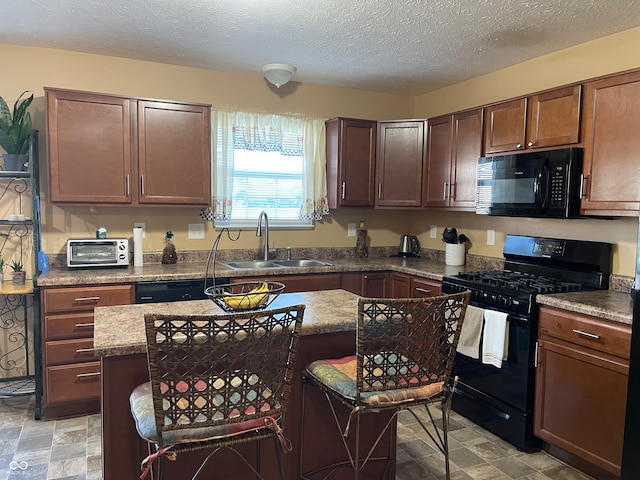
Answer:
[430,225,437,238]
[134,222,145,239]
[347,223,356,237]
[487,229,496,246]
[188,223,205,239]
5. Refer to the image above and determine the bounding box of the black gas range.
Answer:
[442,234,612,452]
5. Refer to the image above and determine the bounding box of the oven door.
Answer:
[453,309,535,413]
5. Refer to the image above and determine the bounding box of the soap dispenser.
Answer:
[162,231,178,264]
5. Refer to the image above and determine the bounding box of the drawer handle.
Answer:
[76,372,101,378]
[75,322,95,328]
[74,296,101,302]
[75,348,95,353]
[572,329,601,340]
[415,288,431,294]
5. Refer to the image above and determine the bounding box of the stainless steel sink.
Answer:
[219,260,283,270]
[273,259,333,267]
[218,259,333,270]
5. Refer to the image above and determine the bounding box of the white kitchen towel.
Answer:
[481,309,509,368]
[456,305,484,359]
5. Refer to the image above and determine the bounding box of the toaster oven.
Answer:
[67,238,129,268]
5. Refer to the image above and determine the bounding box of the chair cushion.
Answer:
[306,354,444,407]
[129,382,278,446]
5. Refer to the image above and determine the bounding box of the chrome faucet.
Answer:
[256,211,269,261]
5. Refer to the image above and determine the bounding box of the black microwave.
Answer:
[475,148,583,218]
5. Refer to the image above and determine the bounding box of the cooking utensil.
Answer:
[458,234,469,244]
[442,228,458,244]
[35,196,49,272]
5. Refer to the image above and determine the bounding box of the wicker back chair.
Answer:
[301,292,469,480]
[129,304,305,480]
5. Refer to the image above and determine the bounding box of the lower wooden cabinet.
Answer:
[535,306,631,479]
[390,272,442,297]
[41,284,134,419]
[341,272,389,297]
[231,274,342,293]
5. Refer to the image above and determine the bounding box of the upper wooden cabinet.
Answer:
[580,71,640,215]
[424,108,483,210]
[325,118,376,208]
[46,88,211,206]
[484,85,581,154]
[376,120,426,208]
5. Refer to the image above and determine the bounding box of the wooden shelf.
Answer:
[0,279,34,295]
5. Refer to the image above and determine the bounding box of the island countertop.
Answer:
[94,289,361,357]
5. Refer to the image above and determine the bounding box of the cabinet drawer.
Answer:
[45,361,101,404]
[412,277,442,297]
[44,312,95,340]
[539,306,631,359]
[43,284,134,313]
[46,339,97,365]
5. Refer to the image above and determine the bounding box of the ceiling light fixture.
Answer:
[262,64,297,88]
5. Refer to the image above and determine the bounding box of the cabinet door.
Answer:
[450,109,483,209]
[325,118,376,208]
[581,71,640,214]
[389,272,411,297]
[376,121,425,207]
[534,339,628,477]
[362,273,389,297]
[424,115,453,208]
[46,89,133,204]
[527,85,580,149]
[484,98,527,154]
[138,101,211,206]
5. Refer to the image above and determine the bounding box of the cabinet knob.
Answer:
[516,143,523,149]
[527,141,535,148]
[341,182,346,200]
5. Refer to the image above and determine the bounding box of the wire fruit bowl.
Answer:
[205,281,285,312]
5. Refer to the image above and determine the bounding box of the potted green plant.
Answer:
[0,90,34,171]
[10,259,25,286]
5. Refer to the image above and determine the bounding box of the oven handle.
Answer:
[468,301,530,324]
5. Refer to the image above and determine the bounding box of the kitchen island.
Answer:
[94,289,396,480]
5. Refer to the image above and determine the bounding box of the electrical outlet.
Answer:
[347,223,356,237]
[133,222,145,239]
[430,225,437,239]
[487,229,496,246]
[188,223,205,239]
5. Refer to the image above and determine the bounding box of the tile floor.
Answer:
[0,395,593,480]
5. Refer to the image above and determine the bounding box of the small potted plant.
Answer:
[10,259,25,286]
[0,91,34,171]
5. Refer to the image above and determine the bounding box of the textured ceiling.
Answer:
[2,0,640,95]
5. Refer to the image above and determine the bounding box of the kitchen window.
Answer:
[206,110,328,229]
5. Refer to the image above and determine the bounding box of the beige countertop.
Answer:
[94,289,361,357]
[38,254,635,327]
[537,289,633,325]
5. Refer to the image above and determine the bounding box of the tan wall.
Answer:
[411,26,640,277]
[2,25,639,276]
[0,43,415,258]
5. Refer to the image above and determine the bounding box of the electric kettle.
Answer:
[399,235,421,255]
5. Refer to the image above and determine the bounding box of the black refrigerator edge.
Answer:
[621,214,640,479]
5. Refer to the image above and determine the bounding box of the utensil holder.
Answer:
[445,243,466,266]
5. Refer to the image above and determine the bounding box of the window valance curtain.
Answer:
[208,109,329,222]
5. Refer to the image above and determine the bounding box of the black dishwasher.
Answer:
[135,278,230,303]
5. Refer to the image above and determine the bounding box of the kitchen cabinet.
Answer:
[424,109,483,209]
[390,272,441,297]
[535,305,630,479]
[41,284,134,419]
[325,118,377,208]
[580,70,640,215]
[231,274,341,293]
[376,120,426,208]
[341,272,389,297]
[45,88,211,206]
[484,85,581,154]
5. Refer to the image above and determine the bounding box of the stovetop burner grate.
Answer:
[456,270,584,294]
